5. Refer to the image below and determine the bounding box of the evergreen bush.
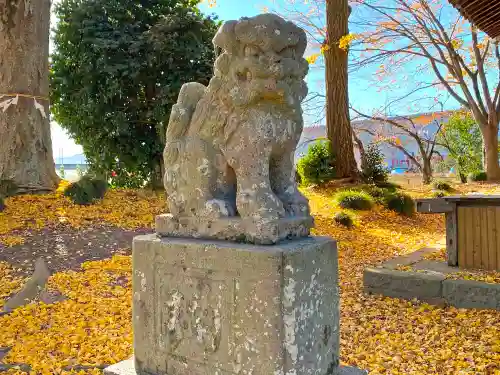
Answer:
[468,171,487,182]
[432,190,447,198]
[334,212,354,228]
[64,176,108,205]
[432,180,452,191]
[335,190,374,210]
[383,192,415,216]
[297,141,336,185]
[361,143,389,184]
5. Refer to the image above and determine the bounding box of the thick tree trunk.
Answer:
[422,157,432,185]
[0,0,59,194]
[324,0,357,179]
[483,122,500,181]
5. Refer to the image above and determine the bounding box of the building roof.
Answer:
[448,0,500,40]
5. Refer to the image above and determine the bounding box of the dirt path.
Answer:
[0,225,152,276]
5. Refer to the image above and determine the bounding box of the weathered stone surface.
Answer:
[335,366,369,374]
[161,14,313,244]
[381,248,437,270]
[156,213,313,245]
[131,234,339,375]
[105,361,367,375]
[412,259,458,274]
[104,358,136,375]
[3,258,50,312]
[364,267,444,300]
[442,279,500,310]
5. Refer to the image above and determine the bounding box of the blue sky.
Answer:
[51,0,463,157]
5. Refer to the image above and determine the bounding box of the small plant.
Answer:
[432,190,447,198]
[432,180,452,191]
[334,212,354,228]
[297,141,336,186]
[360,185,389,204]
[63,176,108,205]
[335,190,374,210]
[76,164,84,179]
[58,164,66,179]
[468,171,487,182]
[383,192,415,216]
[360,143,389,184]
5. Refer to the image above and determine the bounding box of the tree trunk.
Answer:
[482,121,500,181]
[324,0,357,179]
[0,0,59,195]
[422,157,432,185]
[352,131,365,170]
[150,156,164,190]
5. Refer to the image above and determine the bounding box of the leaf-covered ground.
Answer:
[1,182,500,374]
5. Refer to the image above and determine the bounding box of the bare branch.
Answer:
[471,27,493,112]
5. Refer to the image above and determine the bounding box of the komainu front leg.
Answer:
[270,151,310,217]
[226,147,285,221]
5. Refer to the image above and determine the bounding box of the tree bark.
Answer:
[324,0,357,179]
[150,156,164,190]
[422,157,432,185]
[483,121,500,181]
[352,130,365,170]
[0,0,59,194]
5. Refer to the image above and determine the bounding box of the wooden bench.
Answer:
[416,195,500,271]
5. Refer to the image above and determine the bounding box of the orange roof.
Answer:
[449,0,500,39]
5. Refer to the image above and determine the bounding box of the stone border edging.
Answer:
[364,267,500,310]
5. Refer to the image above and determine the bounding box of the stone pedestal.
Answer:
[107,234,340,375]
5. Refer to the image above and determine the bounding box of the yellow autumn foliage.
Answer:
[1,182,500,374]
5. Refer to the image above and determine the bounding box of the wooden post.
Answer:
[445,202,458,266]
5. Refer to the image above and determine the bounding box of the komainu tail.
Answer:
[164,82,206,165]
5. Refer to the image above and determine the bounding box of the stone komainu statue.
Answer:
[159,14,313,244]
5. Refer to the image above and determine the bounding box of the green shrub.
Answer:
[383,192,415,216]
[432,180,452,191]
[360,185,389,204]
[361,143,389,184]
[374,181,400,191]
[297,141,336,185]
[334,212,354,228]
[468,171,487,182]
[335,190,374,210]
[64,176,108,205]
[431,190,447,198]
[90,178,108,199]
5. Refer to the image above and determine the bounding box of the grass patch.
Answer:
[432,180,452,191]
[383,192,415,216]
[334,211,355,228]
[335,190,374,210]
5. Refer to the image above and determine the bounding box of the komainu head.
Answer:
[208,14,309,109]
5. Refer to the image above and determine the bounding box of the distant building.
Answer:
[295,111,453,170]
